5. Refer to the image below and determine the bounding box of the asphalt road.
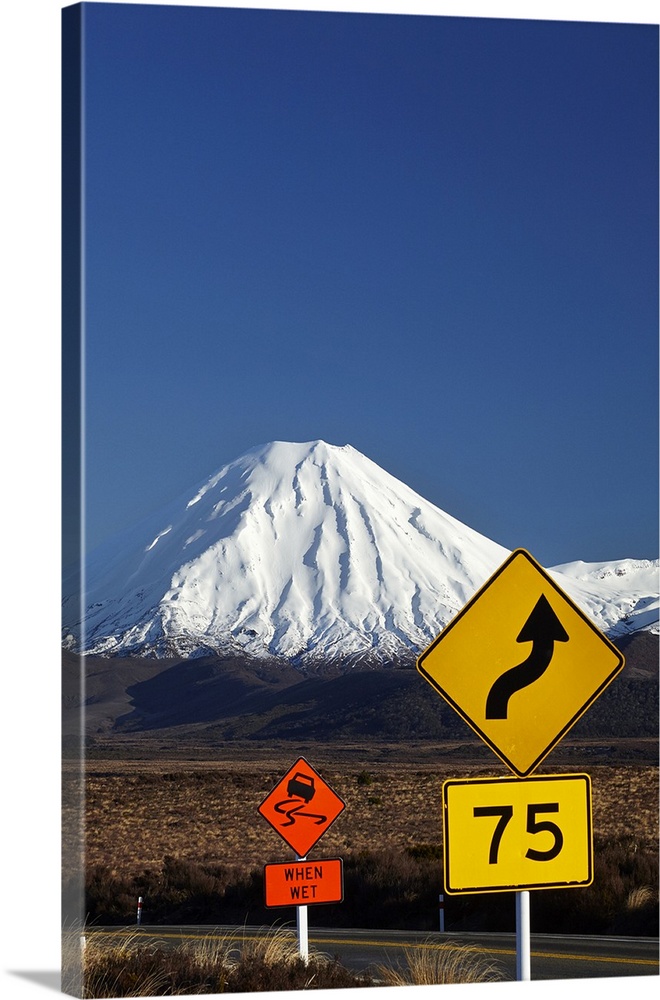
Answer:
[95,925,658,982]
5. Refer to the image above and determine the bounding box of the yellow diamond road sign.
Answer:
[417,549,625,777]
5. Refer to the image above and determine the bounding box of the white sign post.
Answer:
[516,891,531,981]
[296,856,309,963]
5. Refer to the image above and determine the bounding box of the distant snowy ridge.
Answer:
[548,558,659,639]
[62,440,659,663]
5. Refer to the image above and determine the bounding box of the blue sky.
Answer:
[73,1,658,568]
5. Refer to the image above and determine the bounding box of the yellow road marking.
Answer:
[312,937,657,967]
[93,929,658,967]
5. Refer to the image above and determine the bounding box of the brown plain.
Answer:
[70,738,658,876]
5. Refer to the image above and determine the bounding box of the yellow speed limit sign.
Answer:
[442,774,593,894]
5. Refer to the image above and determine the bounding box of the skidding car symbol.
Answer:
[287,772,315,802]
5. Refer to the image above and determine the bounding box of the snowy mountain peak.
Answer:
[62,440,658,663]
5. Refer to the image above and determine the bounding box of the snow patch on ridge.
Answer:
[146,525,172,552]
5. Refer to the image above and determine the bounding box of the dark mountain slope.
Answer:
[65,631,657,745]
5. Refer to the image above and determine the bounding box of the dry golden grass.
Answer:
[626,885,658,910]
[377,940,505,985]
[63,928,171,998]
[64,924,365,997]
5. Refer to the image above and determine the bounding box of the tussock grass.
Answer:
[626,885,656,910]
[75,930,172,998]
[236,923,302,966]
[64,925,373,997]
[377,940,505,986]
[61,926,84,997]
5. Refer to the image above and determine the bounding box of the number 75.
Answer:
[474,802,563,864]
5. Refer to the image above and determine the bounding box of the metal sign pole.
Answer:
[516,890,531,981]
[296,855,309,963]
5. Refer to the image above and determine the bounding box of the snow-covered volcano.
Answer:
[62,440,659,663]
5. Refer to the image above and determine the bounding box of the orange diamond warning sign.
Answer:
[258,757,345,857]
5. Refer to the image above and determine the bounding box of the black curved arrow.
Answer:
[485,594,569,719]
